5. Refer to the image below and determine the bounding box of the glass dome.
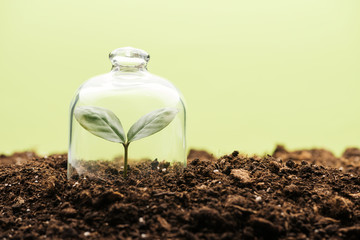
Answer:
[68,47,186,179]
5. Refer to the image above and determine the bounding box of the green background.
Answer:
[1,0,359,156]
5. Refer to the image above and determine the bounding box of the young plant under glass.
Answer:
[68,47,186,179]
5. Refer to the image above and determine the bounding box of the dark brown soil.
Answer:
[1,146,360,239]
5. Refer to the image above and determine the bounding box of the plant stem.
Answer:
[123,143,129,178]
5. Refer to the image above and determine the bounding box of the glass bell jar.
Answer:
[68,47,186,179]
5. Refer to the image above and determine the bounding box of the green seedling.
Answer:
[74,106,178,177]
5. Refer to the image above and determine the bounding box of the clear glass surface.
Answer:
[68,47,186,178]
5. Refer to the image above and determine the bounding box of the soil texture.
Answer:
[0,146,360,239]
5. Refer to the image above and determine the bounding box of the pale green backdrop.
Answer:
[1,0,359,156]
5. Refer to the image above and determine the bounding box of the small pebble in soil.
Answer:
[139,217,145,224]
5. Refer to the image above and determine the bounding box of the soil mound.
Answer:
[0,147,359,239]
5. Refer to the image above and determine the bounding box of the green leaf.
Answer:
[127,107,178,142]
[74,106,126,143]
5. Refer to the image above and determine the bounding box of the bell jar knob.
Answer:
[109,47,150,71]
